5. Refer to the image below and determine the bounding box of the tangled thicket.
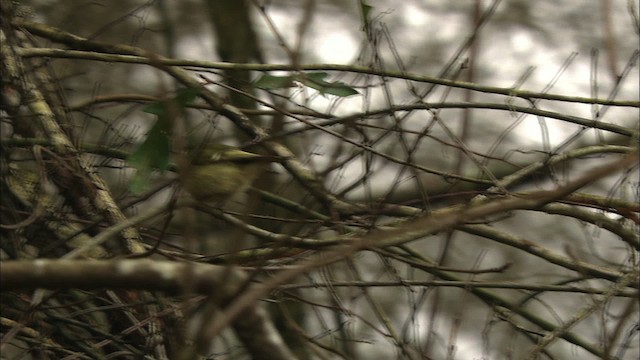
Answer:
[1,1,638,359]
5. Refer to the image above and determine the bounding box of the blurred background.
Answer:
[1,1,638,359]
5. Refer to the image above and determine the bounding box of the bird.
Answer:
[180,143,279,203]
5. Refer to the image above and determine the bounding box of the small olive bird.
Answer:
[180,144,280,203]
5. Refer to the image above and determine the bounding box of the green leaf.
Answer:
[174,87,201,105]
[359,0,373,31]
[303,72,329,83]
[142,87,200,116]
[128,118,171,193]
[318,82,360,97]
[296,72,359,97]
[128,88,200,193]
[254,74,295,89]
[142,102,166,116]
[256,72,358,97]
